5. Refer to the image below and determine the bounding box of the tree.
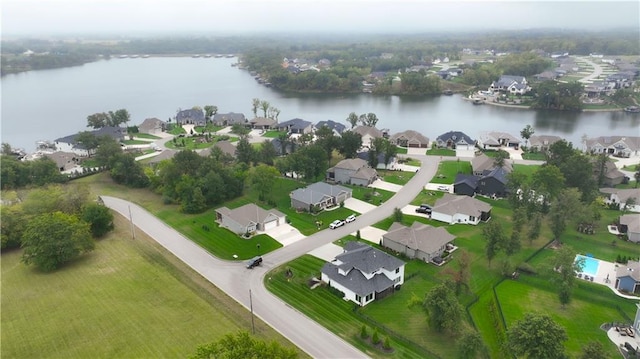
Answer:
[251,98,260,117]
[383,140,398,170]
[190,331,297,359]
[94,136,123,168]
[231,123,250,137]
[29,158,68,186]
[236,137,255,165]
[81,203,114,237]
[506,312,567,359]
[346,112,359,128]
[493,150,509,168]
[21,211,94,271]
[528,212,542,244]
[314,125,337,162]
[2,142,12,155]
[360,112,379,127]
[635,168,640,188]
[203,105,218,119]
[1,204,26,250]
[520,124,535,148]
[260,100,270,118]
[531,164,566,203]
[86,112,110,128]
[549,188,583,241]
[258,139,277,165]
[549,246,584,306]
[75,131,100,156]
[482,221,506,266]
[368,137,385,169]
[504,229,521,256]
[444,249,471,295]
[109,153,149,188]
[579,341,608,359]
[423,282,463,334]
[338,131,362,158]
[267,106,280,120]
[457,329,486,359]
[108,109,131,127]
[249,165,280,201]
[393,207,403,222]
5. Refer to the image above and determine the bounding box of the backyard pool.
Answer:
[576,254,600,276]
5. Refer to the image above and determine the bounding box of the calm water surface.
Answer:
[2,57,639,152]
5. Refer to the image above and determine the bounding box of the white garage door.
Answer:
[263,220,278,231]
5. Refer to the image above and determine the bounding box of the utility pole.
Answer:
[128,205,136,240]
[249,289,255,334]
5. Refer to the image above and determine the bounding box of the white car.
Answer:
[329,220,345,229]
[345,214,356,223]
[437,185,449,191]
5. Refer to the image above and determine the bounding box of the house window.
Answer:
[470,216,476,221]
[365,293,374,301]
[355,294,362,303]
[395,268,399,274]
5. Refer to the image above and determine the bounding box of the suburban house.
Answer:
[453,175,479,197]
[316,120,347,136]
[277,118,314,134]
[249,117,277,130]
[200,140,237,159]
[43,151,79,172]
[54,126,126,157]
[290,182,352,212]
[471,153,513,176]
[477,131,520,150]
[592,160,627,187]
[600,188,640,212]
[138,117,166,135]
[351,126,384,148]
[271,138,294,156]
[212,112,246,127]
[619,214,640,243]
[431,194,492,225]
[326,158,378,186]
[585,136,640,158]
[615,260,640,294]
[489,75,530,95]
[435,131,475,150]
[382,222,455,263]
[528,135,563,152]
[389,130,429,148]
[215,203,286,235]
[176,108,206,126]
[321,242,405,307]
[356,151,397,170]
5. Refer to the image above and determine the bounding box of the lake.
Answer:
[2,56,638,152]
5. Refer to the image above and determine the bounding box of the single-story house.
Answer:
[138,117,166,135]
[477,131,520,150]
[615,260,640,294]
[290,182,352,212]
[249,117,277,130]
[431,194,492,225]
[321,242,405,307]
[215,203,286,235]
[586,136,640,158]
[528,135,563,152]
[593,160,627,187]
[326,158,378,186]
[200,140,237,159]
[453,174,479,197]
[435,131,475,150]
[277,118,314,134]
[54,126,126,157]
[316,120,346,135]
[471,153,513,176]
[382,222,455,263]
[489,75,530,95]
[176,108,206,126]
[351,126,384,148]
[212,112,246,127]
[356,151,397,170]
[389,130,429,148]
[600,188,640,212]
[42,151,79,172]
[619,214,640,243]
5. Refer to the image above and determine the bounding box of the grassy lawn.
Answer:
[133,133,161,140]
[194,124,224,133]
[348,185,394,205]
[1,214,304,359]
[164,137,216,150]
[168,126,186,135]
[401,158,422,167]
[521,152,547,161]
[481,150,509,159]
[381,170,415,185]
[512,163,539,177]
[395,147,408,154]
[426,148,456,157]
[262,130,283,138]
[80,158,100,168]
[122,139,151,145]
[430,160,472,184]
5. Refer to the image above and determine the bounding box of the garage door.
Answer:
[263,219,278,231]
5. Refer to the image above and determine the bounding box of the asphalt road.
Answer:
[102,155,439,358]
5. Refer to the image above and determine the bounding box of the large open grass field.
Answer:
[1,214,304,358]
[430,160,472,184]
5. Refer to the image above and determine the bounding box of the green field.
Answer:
[164,137,215,150]
[1,215,304,358]
[430,160,472,184]
[133,133,161,140]
[262,130,282,138]
[521,152,547,161]
[122,139,151,145]
[381,170,415,185]
[426,148,456,157]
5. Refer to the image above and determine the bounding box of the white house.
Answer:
[431,194,492,225]
[321,242,405,307]
[600,188,640,213]
[489,75,530,95]
[54,126,126,157]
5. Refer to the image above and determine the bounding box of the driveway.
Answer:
[351,226,387,244]
[263,223,305,247]
[456,148,475,158]
[308,243,343,262]
[425,183,451,193]
[397,163,420,172]
[369,179,402,192]
[343,197,377,213]
[406,147,427,156]
[575,56,603,83]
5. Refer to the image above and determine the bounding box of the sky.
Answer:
[2,0,639,36]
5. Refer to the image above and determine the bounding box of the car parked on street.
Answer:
[246,256,263,269]
[329,219,345,229]
[415,204,432,214]
[345,214,356,223]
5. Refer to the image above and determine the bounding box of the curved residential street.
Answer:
[103,155,440,358]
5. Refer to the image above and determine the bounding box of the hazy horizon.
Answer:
[2,0,639,37]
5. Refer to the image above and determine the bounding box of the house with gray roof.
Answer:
[199,140,237,159]
[477,131,520,150]
[489,75,530,95]
[249,117,277,130]
[54,126,126,157]
[138,117,166,135]
[326,158,378,186]
[215,203,286,235]
[212,112,247,127]
[321,242,405,306]
[528,135,562,152]
[455,154,512,198]
[435,131,475,150]
[43,151,79,172]
[471,153,513,176]
[356,151,397,170]
[592,159,627,187]
[615,260,640,294]
[431,194,492,225]
[586,136,640,158]
[389,130,429,148]
[316,120,346,135]
[619,214,640,243]
[277,118,313,134]
[453,174,479,197]
[290,182,352,212]
[600,188,640,212]
[382,222,455,264]
[351,126,384,148]
[176,108,205,126]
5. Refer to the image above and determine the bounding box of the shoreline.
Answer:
[462,96,626,113]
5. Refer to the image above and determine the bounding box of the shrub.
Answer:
[372,329,380,345]
[383,336,391,350]
[360,325,369,339]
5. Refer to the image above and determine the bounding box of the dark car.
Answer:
[415,204,432,214]
[246,256,263,269]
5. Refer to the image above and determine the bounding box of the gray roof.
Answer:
[278,118,312,131]
[471,154,513,174]
[316,120,346,134]
[321,242,404,297]
[479,131,520,146]
[493,75,526,88]
[389,130,429,146]
[332,158,368,171]
[146,149,178,164]
[138,117,166,133]
[213,112,246,125]
[351,126,383,139]
[383,222,455,255]
[454,174,479,188]
[599,188,640,204]
[215,203,284,227]
[55,126,126,147]
[481,166,510,185]
[586,136,640,152]
[176,109,204,123]
[43,151,78,171]
[436,131,474,145]
[250,117,277,127]
[529,135,563,148]
[620,214,640,234]
[433,193,492,217]
[616,260,640,281]
[290,182,351,205]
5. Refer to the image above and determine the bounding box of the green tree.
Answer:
[94,136,123,168]
[531,164,566,203]
[81,203,114,237]
[338,131,362,158]
[371,329,380,345]
[493,149,510,168]
[482,221,506,266]
[109,153,149,188]
[360,112,379,127]
[368,137,386,169]
[520,124,535,148]
[21,211,94,271]
[579,341,609,359]
[203,105,218,119]
[457,329,485,359]
[236,137,256,165]
[251,98,261,117]
[2,142,13,155]
[506,312,567,359]
[190,331,298,359]
[346,112,359,128]
[231,123,250,137]
[258,139,278,165]
[249,164,280,201]
[443,249,471,295]
[260,100,270,118]
[0,204,26,249]
[504,229,521,256]
[383,140,398,170]
[86,112,110,128]
[314,125,337,162]
[108,109,131,127]
[528,212,542,244]
[549,188,583,241]
[550,246,584,306]
[423,282,463,334]
[393,207,403,222]
[75,131,100,156]
[29,158,68,186]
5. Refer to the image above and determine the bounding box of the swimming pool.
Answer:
[576,254,599,276]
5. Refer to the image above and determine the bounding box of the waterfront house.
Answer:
[290,182,352,212]
[477,131,520,150]
[585,136,640,158]
[212,112,247,127]
[326,158,378,186]
[315,120,346,136]
[138,117,166,135]
[389,130,429,148]
[54,126,126,157]
[176,108,206,126]
[431,194,492,225]
[351,126,384,149]
[249,117,277,130]
[215,203,286,235]
[43,151,79,172]
[528,135,563,152]
[615,260,640,294]
[489,75,530,95]
[321,242,405,307]
[435,131,475,150]
[277,118,314,134]
[382,222,455,263]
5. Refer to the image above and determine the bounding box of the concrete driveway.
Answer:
[308,243,343,261]
[456,148,475,158]
[351,226,386,244]
[343,197,377,213]
[369,179,402,192]
[407,147,427,156]
[425,183,451,193]
[264,223,305,247]
[397,164,420,172]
